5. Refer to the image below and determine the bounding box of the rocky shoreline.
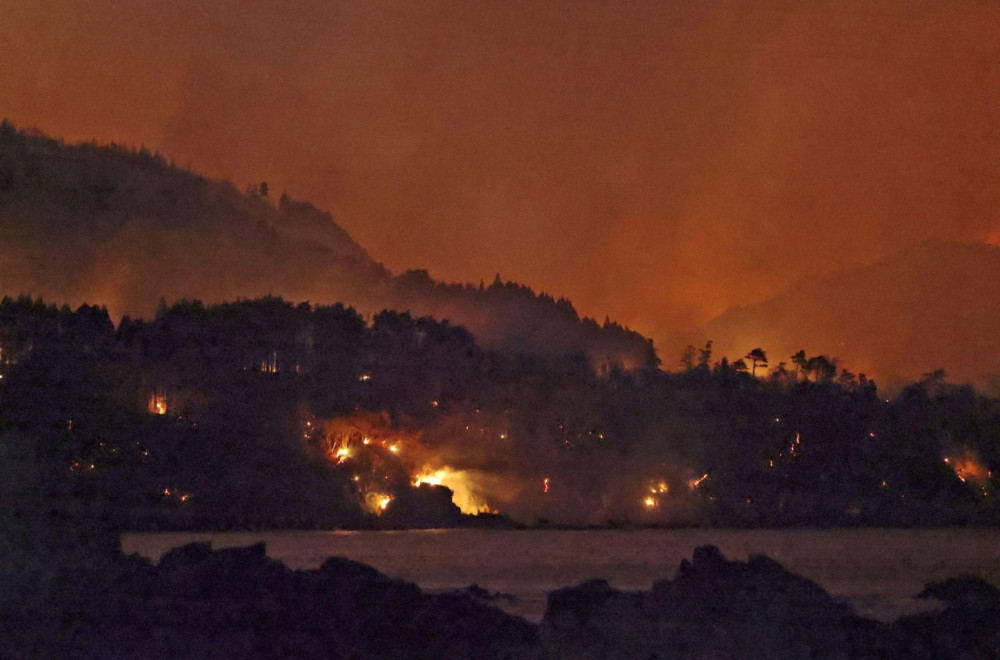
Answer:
[2,543,997,658]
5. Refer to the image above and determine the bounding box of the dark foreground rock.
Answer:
[894,576,1000,659]
[541,545,1000,659]
[542,544,904,659]
[2,542,999,659]
[0,542,539,659]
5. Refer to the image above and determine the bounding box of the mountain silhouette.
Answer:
[689,239,1000,392]
[0,121,654,368]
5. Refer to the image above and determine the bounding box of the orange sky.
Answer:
[3,0,1000,341]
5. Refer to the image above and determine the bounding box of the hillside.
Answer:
[689,240,1000,392]
[0,122,654,368]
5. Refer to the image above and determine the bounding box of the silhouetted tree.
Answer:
[837,368,857,389]
[768,361,793,387]
[680,345,696,371]
[698,341,713,369]
[807,355,837,382]
[791,350,808,382]
[745,348,768,377]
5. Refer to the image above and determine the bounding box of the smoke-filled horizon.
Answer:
[3,1,1000,345]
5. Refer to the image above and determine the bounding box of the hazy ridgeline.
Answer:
[0,121,655,371]
[684,239,1000,396]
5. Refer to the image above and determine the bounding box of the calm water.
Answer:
[121,528,1000,623]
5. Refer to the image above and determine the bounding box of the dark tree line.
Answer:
[0,295,997,541]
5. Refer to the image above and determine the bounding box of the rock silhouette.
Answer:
[2,542,999,658]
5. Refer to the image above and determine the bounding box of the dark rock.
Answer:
[893,576,1000,659]
[457,583,518,605]
[692,543,727,567]
[381,483,464,528]
[26,542,542,659]
[11,538,1000,659]
[543,545,903,659]
[546,579,618,627]
[917,576,1000,606]
[156,542,213,570]
[319,555,394,582]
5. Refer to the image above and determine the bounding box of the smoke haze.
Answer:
[5,1,1000,342]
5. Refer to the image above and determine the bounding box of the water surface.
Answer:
[122,528,1000,623]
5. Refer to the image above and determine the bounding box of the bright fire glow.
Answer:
[413,465,493,514]
[413,470,443,487]
[147,391,168,415]
[643,480,669,508]
[364,492,393,514]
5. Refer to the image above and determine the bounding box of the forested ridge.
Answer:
[1,295,996,537]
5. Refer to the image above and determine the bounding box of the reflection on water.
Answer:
[122,528,1000,623]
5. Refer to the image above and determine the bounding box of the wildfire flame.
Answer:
[413,466,493,514]
[643,480,669,508]
[147,391,168,415]
[260,352,278,373]
[364,492,393,514]
[944,449,991,495]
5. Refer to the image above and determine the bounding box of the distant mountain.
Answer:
[0,121,655,368]
[688,240,1000,392]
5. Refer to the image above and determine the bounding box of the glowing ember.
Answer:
[944,449,991,494]
[543,477,550,494]
[644,496,657,508]
[334,446,352,463]
[688,473,709,490]
[147,391,168,415]
[260,352,278,373]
